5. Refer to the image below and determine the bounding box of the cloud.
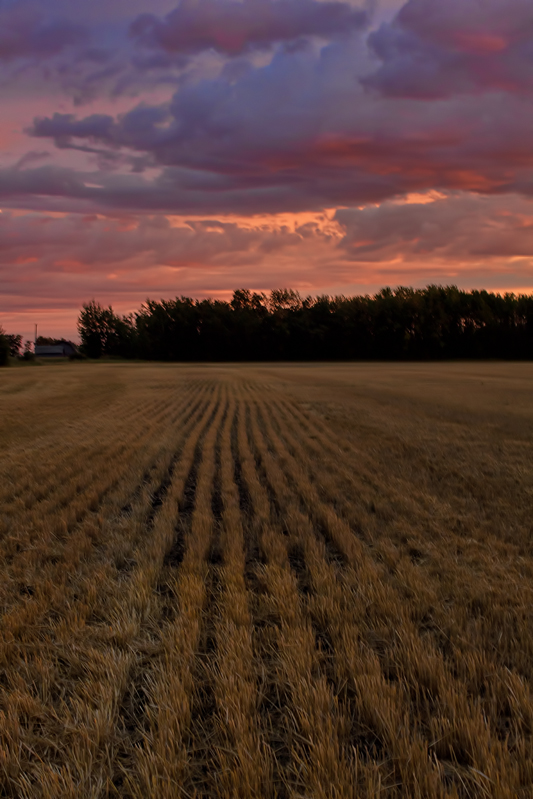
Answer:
[30,113,117,144]
[25,39,533,216]
[3,194,533,297]
[0,211,293,271]
[0,4,86,62]
[14,150,50,169]
[0,1,126,105]
[130,0,369,57]
[3,0,533,337]
[336,193,533,263]
[364,0,533,97]
[0,0,369,104]
[3,194,533,337]
[0,1,175,104]
[0,209,336,326]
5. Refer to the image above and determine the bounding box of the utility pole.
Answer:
[35,324,37,345]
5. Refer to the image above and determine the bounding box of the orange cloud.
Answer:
[1,192,533,340]
[453,32,509,54]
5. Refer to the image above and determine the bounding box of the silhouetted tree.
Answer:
[78,300,135,358]
[0,327,9,366]
[77,286,533,362]
[6,334,23,358]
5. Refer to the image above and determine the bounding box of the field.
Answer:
[1,361,533,799]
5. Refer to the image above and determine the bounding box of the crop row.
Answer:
[1,373,531,798]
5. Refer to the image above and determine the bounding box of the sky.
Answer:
[1,0,533,340]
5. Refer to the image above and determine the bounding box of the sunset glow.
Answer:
[1,0,533,340]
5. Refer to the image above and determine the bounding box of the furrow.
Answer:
[267,391,533,763]
[206,393,274,797]
[242,388,357,799]
[232,394,290,798]
[0,384,221,799]
[246,392,450,795]
[254,392,525,797]
[0,383,211,653]
[124,387,227,799]
[185,397,230,796]
[109,386,225,797]
[0,386,190,534]
[0,381,205,593]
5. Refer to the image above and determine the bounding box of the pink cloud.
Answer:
[2,193,533,339]
[452,32,509,56]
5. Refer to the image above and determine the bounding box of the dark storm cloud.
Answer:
[130,0,369,57]
[364,0,533,97]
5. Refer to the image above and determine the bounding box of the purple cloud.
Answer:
[26,30,533,218]
[130,0,369,57]
[365,0,533,97]
[0,0,369,103]
[0,5,86,62]
[5,0,533,221]
[30,113,116,144]
[0,1,178,104]
[14,150,50,169]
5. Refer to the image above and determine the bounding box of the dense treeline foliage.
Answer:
[0,326,9,366]
[77,286,533,361]
[5,333,23,358]
[76,286,533,361]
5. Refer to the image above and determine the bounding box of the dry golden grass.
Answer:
[1,361,532,798]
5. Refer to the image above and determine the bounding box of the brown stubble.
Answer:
[1,362,532,798]
[254,389,528,797]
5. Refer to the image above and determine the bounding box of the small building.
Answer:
[35,342,77,358]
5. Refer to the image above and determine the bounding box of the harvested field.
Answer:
[1,361,533,798]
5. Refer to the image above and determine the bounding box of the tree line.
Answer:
[2,286,532,366]
[74,286,533,361]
